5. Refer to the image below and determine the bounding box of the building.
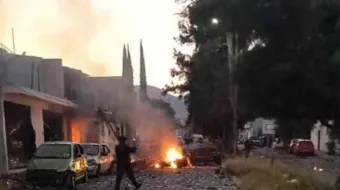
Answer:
[0,49,122,174]
[0,85,77,173]
[0,49,78,173]
[310,121,331,152]
[241,118,277,140]
[0,44,139,173]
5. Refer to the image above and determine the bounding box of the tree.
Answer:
[165,0,256,150]
[166,0,340,149]
[235,0,340,140]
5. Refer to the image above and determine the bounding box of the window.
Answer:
[73,145,80,158]
[76,144,84,155]
[34,144,71,159]
[82,144,100,156]
[103,145,110,154]
[100,145,105,155]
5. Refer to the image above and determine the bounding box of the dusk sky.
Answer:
[0,0,189,88]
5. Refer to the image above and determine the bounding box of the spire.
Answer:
[122,44,128,77]
[126,44,134,88]
[139,39,148,102]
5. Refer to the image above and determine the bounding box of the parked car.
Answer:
[25,141,88,189]
[293,140,315,155]
[81,143,115,177]
[289,139,304,153]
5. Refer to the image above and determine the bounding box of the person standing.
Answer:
[115,136,142,190]
[244,138,252,159]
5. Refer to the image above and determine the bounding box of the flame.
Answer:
[165,148,183,163]
[154,163,161,169]
[170,162,177,169]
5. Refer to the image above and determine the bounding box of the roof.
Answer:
[80,143,100,146]
[41,141,74,145]
[3,85,77,108]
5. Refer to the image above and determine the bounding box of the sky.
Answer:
[0,0,186,88]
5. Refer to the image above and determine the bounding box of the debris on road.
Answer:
[77,167,237,190]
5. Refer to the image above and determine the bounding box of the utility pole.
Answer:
[12,28,16,54]
[227,32,238,154]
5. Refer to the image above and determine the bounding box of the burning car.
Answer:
[152,147,191,169]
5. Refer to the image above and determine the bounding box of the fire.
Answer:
[152,147,184,169]
[154,163,161,169]
[165,148,183,163]
[170,162,177,169]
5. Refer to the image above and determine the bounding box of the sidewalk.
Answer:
[252,147,339,184]
[315,150,334,162]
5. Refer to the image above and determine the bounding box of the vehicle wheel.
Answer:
[65,173,76,190]
[95,165,101,178]
[106,162,115,174]
[82,171,89,183]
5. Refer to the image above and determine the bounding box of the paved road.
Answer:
[78,167,236,190]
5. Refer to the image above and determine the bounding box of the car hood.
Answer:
[29,158,70,170]
[86,155,99,160]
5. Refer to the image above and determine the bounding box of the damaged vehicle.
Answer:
[25,141,89,189]
[182,137,221,166]
[81,143,115,177]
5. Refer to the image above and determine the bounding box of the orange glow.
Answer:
[70,118,90,143]
[170,162,177,169]
[71,122,82,143]
[165,148,183,163]
[154,163,161,169]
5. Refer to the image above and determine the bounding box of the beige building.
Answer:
[0,85,76,173]
[0,49,133,174]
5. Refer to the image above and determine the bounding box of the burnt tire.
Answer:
[64,173,76,190]
[95,165,101,177]
[81,171,89,183]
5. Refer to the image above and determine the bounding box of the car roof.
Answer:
[80,143,100,146]
[41,141,75,145]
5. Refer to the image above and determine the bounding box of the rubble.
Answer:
[77,167,238,190]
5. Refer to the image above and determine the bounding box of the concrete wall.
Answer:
[63,67,98,113]
[0,51,64,98]
[311,121,330,152]
[99,123,117,154]
[41,59,64,98]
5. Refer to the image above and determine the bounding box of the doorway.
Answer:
[43,110,63,141]
[4,101,36,169]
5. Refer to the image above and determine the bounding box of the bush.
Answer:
[223,157,336,190]
[0,180,8,190]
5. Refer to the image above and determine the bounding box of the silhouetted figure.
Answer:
[115,136,142,190]
[21,118,36,161]
[244,139,252,159]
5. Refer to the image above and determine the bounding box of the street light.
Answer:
[211,18,219,25]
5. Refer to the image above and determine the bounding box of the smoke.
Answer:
[0,0,116,76]
[128,100,179,159]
